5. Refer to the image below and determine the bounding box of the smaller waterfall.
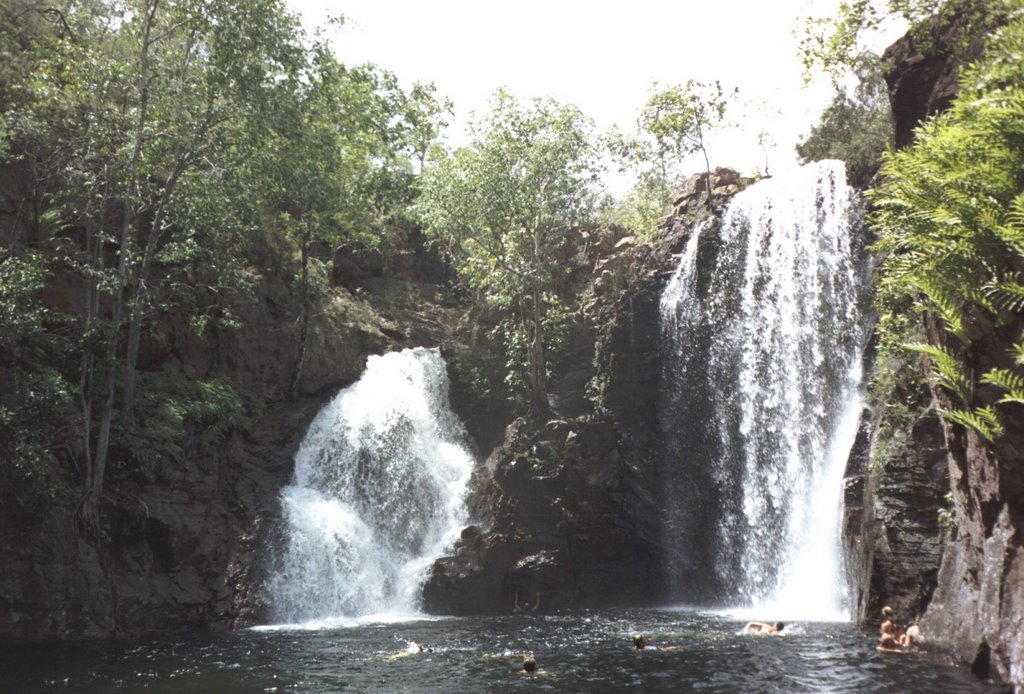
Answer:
[659,160,868,619]
[267,348,473,624]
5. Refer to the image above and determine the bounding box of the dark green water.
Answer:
[0,608,1004,693]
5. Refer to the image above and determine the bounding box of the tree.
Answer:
[254,44,443,397]
[1,0,338,522]
[418,90,600,418]
[607,80,735,229]
[796,54,893,187]
[799,0,1005,85]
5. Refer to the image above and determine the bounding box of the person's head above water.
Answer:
[773,622,785,632]
[523,656,537,673]
[633,634,650,650]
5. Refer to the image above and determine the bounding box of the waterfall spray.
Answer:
[267,348,474,624]
[659,161,868,620]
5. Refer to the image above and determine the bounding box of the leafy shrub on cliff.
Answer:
[800,0,1005,84]
[797,55,893,188]
[871,5,1024,440]
[418,90,600,418]
[0,249,76,506]
[119,368,247,471]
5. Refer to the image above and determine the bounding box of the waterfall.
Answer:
[267,347,474,624]
[658,160,868,620]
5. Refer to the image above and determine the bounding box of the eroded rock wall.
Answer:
[849,6,1024,686]
[917,315,1024,685]
[0,217,466,639]
[423,170,752,614]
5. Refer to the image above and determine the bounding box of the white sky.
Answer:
[287,1,900,192]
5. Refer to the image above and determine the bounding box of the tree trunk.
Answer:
[82,0,159,524]
[289,219,313,399]
[122,159,185,427]
[695,116,714,209]
[528,280,550,420]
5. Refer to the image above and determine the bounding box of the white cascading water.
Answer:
[659,160,867,620]
[266,347,474,624]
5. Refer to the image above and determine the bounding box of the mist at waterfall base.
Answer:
[266,347,474,625]
[659,160,869,621]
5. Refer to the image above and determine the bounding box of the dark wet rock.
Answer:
[424,169,755,614]
[915,313,1024,686]
[844,402,948,626]
[883,4,999,149]
[422,412,662,614]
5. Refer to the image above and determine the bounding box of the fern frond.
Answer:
[905,343,972,402]
[981,367,1024,405]
[987,278,1024,314]
[939,405,1004,442]
[1013,340,1024,367]
[911,277,970,345]
[989,195,1024,262]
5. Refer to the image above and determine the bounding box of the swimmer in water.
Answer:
[387,641,426,661]
[632,634,680,651]
[741,621,785,635]
[518,653,548,676]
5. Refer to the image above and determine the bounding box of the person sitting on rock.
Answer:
[741,621,785,635]
[877,634,905,653]
[880,606,905,643]
[899,619,921,648]
[880,606,896,636]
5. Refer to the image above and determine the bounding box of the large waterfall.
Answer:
[658,161,868,620]
[267,348,474,624]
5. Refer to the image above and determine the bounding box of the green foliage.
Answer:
[866,294,932,471]
[903,343,972,400]
[938,491,958,535]
[0,367,74,507]
[871,8,1024,441]
[1,0,445,505]
[605,81,736,235]
[418,89,600,414]
[0,252,50,353]
[796,54,893,187]
[120,368,247,468]
[799,0,1003,85]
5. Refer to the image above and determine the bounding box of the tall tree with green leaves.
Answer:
[255,43,445,397]
[418,90,600,418]
[607,80,735,233]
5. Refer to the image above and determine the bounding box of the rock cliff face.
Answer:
[882,2,994,148]
[0,225,455,640]
[916,315,1024,685]
[846,6,1024,687]
[423,170,752,613]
